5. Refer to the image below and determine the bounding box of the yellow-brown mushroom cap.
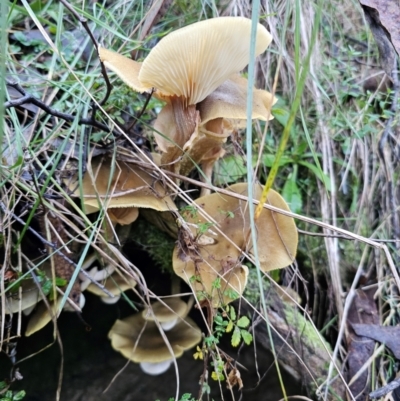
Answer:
[68,158,177,224]
[139,17,272,105]
[173,183,297,307]
[25,298,62,337]
[108,314,201,363]
[98,47,149,93]
[197,74,277,125]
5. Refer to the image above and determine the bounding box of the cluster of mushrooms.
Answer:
[4,17,298,375]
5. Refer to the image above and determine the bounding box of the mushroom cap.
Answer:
[173,243,249,308]
[4,278,42,315]
[108,314,201,363]
[86,272,136,299]
[107,207,139,225]
[142,298,188,323]
[25,298,62,337]
[197,74,277,125]
[173,183,297,306]
[98,47,149,93]
[69,158,177,223]
[139,17,272,105]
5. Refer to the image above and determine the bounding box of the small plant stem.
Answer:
[254,0,323,220]
[245,4,288,401]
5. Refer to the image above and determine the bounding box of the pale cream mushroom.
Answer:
[108,313,201,375]
[68,157,177,225]
[25,293,85,337]
[142,298,188,331]
[3,277,42,315]
[173,183,298,307]
[99,17,276,177]
[25,298,62,337]
[86,271,136,304]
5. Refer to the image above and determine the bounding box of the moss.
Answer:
[284,305,332,353]
[243,267,269,304]
[131,217,176,273]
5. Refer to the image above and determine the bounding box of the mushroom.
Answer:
[108,313,201,375]
[25,297,62,337]
[3,277,43,315]
[142,298,188,331]
[25,292,86,337]
[98,17,276,177]
[173,183,298,307]
[68,157,177,225]
[86,271,136,304]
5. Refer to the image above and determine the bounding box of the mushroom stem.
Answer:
[170,96,197,148]
[160,318,178,331]
[170,275,181,295]
[140,360,172,375]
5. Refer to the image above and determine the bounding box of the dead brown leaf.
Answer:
[359,0,400,75]
[346,289,379,400]
[351,323,400,359]
[227,367,243,390]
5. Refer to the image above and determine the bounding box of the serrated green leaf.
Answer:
[214,314,223,325]
[231,326,241,347]
[237,316,250,328]
[226,320,234,333]
[241,330,253,345]
[229,306,236,321]
[211,371,224,381]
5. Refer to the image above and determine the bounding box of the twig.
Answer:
[370,377,400,398]
[297,229,400,243]
[5,82,118,137]
[124,89,154,133]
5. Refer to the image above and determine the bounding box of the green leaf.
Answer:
[241,330,253,345]
[298,161,331,191]
[41,279,52,296]
[237,316,250,328]
[212,277,221,289]
[229,306,236,321]
[231,326,241,347]
[13,391,26,401]
[55,277,67,286]
[214,314,223,325]
[211,371,224,381]
[225,320,234,333]
[240,330,253,345]
[214,156,247,185]
[262,154,292,168]
[223,288,239,301]
[282,175,303,214]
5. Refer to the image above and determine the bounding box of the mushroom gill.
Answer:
[98,17,276,177]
